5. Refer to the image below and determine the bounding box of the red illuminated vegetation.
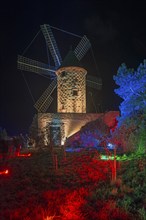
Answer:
[0,148,145,220]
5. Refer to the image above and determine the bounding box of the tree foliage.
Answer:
[0,127,8,140]
[113,60,146,124]
[113,60,146,153]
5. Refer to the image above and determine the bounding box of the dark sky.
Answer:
[0,0,146,136]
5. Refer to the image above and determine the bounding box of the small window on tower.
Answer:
[72,90,78,96]
[61,71,67,77]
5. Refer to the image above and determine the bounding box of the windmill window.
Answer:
[72,90,78,96]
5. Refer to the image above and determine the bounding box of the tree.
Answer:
[79,116,110,148]
[0,127,8,140]
[113,60,146,124]
[113,60,146,153]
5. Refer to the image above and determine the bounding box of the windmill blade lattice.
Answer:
[74,35,91,61]
[17,55,56,77]
[41,24,62,67]
[35,95,54,113]
[34,78,57,112]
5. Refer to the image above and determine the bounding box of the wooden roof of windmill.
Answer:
[60,49,83,68]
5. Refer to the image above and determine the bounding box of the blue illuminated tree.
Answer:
[113,60,146,153]
[113,60,146,124]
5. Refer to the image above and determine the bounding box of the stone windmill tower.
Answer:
[56,50,87,113]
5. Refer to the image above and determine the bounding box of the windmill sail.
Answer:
[34,78,57,112]
[41,24,62,67]
[74,35,91,61]
[34,95,53,113]
[17,55,56,77]
[86,75,102,90]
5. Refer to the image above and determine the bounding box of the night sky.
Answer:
[0,0,146,136]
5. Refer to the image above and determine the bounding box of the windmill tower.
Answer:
[17,24,102,146]
[56,50,87,113]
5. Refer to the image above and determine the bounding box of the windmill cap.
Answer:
[60,49,83,68]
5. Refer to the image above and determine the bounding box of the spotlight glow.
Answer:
[0,169,9,175]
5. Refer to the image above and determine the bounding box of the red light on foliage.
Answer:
[0,169,9,175]
[18,153,31,157]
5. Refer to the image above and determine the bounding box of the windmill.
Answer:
[17,24,102,114]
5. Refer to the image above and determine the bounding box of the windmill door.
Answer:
[50,125,61,147]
